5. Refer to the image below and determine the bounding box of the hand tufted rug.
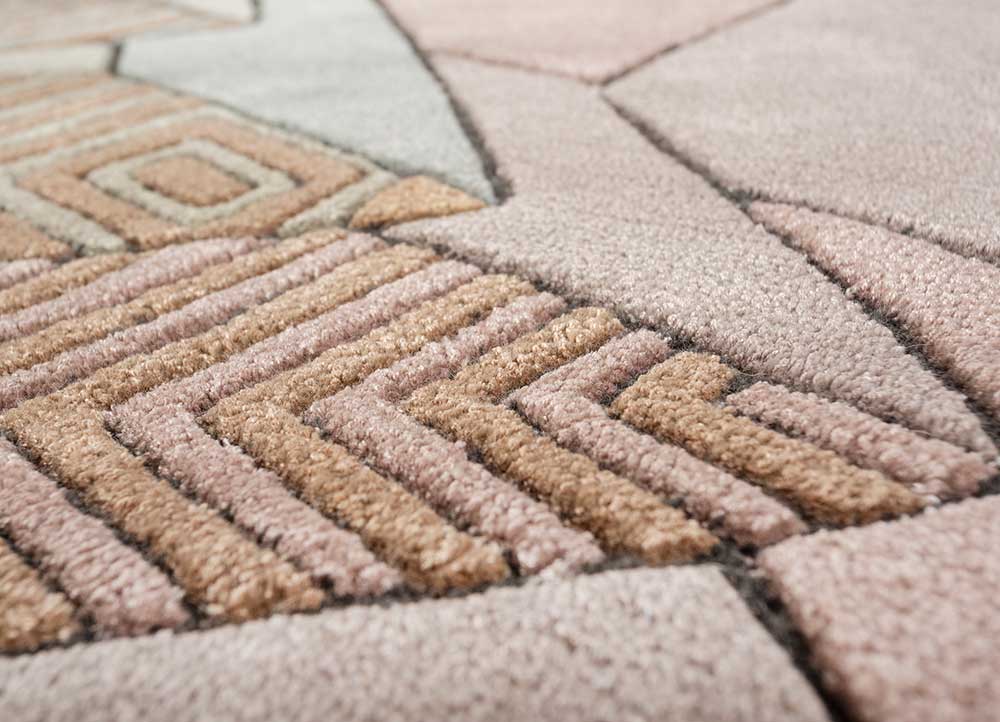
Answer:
[1,3,999,722]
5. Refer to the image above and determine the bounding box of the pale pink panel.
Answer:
[760,496,1000,722]
[0,567,829,722]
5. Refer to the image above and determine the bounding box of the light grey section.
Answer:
[120,0,494,201]
[606,0,1000,261]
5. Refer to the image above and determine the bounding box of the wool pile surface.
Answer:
[1,3,999,722]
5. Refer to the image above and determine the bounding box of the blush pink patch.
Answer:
[760,496,1000,722]
[751,202,1000,430]
[0,567,830,722]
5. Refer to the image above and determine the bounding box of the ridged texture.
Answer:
[0,536,78,653]
[728,382,994,500]
[307,293,605,574]
[405,310,719,563]
[0,439,188,635]
[509,332,806,546]
[611,352,924,525]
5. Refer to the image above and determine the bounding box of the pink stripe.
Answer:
[727,382,994,500]
[0,439,188,636]
[0,236,381,411]
[112,406,402,597]
[307,294,605,575]
[109,262,483,595]
[0,258,54,291]
[509,332,806,546]
[116,260,480,418]
[0,237,267,342]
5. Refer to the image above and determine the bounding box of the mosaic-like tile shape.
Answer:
[2,230,991,652]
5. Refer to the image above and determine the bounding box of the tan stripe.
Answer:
[0,81,152,136]
[610,352,925,525]
[0,253,134,314]
[205,276,536,591]
[0,401,323,622]
[218,274,535,415]
[0,94,201,164]
[0,74,105,111]
[132,155,252,207]
[0,211,71,261]
[41,243,431,410]
[0,234,333,375]
[404,310,717,564]
[0,536,78,652]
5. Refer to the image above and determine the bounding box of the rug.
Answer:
[1,3,998,722]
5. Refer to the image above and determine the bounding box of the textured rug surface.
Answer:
[1,3,998,722]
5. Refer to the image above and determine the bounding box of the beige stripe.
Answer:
[0,74,105,111]
[610,352,925,525]
[0,536,78,652]
[0,94,201,164]
[0,253,134,314]
[0,210,71,261]
[0,81,152,136]
[405,310,718,563]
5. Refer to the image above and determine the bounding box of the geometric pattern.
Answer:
[1,7,1000,722]
[2,8,999,721]
[0,74,425,254]
[1,231,994,652]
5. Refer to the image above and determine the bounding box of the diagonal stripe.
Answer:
[0,439,188,635]
[0,535,78,653]
[509,332,806,546]
[0,237,257,342]
[0,234,333,376]
[0,232,371,410]
[727,382,994,500]
[203,275,540,591]
[308,293,606,574]
[109,265,500,595]
[0,259,54,291]
[610,352,925,525]
[0,242,432,620]
[0,253,133,315]
[405,310,718,563]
